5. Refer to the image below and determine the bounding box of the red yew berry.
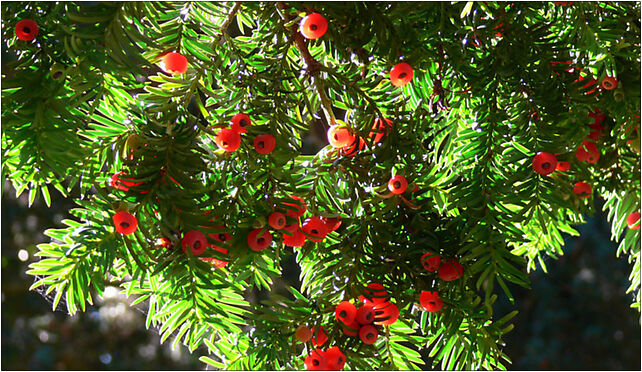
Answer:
[576,140,600,163]
[356,304,375,325]
[268,212,286,230]
[335,301,357,325]
[388,175,408,195]
[325,346,346,371]
[341,136,366,157]
[532,152,558,176]
[208,227,231,244]
[556,161,571,171]
[299,13,328,40]
[390,62,414,87]
[359,325,378,345]
[182,230,208,256]
[113,211,138,235]
[15,19,38,41]
[109,172,143,192]
[247,228,272,252]
[295,325,313,343]
[156,237,172,249]
[215,128,241,152]
[438,259,464,281]
[573,181,592,198]
[284,195,307,218]
[161,52,188,75]
[420,291,444,312]
[373,302,399,325]
[601,76,618,90]
[627,212,641,230]
[302,217,328,242]
[321,216,342,232]
[364,283,388,303]
[369,117,393,144]
[201,256,229,268]
[327,126,355,148]
[342,319,360,336]
[310,326,328,347]
[304,349,327,371]
[253,134,276,154]
[283,229,305,247]
[421,252,442,272]
[230,113,251,133]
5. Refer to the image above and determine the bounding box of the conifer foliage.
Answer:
[2,1,640,370]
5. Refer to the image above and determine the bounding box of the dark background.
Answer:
[2,176,641,370]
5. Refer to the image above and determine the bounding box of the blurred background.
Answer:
[2,175,641,370]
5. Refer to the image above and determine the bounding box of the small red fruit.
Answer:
[161,52,188,75]
[576,140,600,163]
[556,161,571,171]
[113,211,138,235]
[230,113,251,133]
[304,349,327,371]
[284,196,307,218]
[359,325,378,345]
[182,230,208,256]
[325,346,346,371]
[356,304,375,325]
[15,19,39,41]
[438,259,464,281]
[421,252,441,272]
[283,229,306,247]
[299,13,328,40]
[627,212,641,230]
[388,175,408,195]
[156,237,171,249]
[214,128,241,152]
[573,181,592,198]
[335,301,357,325]
[253,134,276,154]
[601,76,618,90]
[109,172,144,192]
[302,217,328,242]
[373,302,399,325]
[295,325,312,343]
[310,326,327,347]
[364,283,388,303]
[327,126,355,148]
[247,228,272,252]
[321,216,342,232]
[268,212,286,230]
[341,136,366,157]
[532,152,558,176]
[390,62,414,87]
[342,319,360,336]
[369,117,393,144]
[420,291,444,312]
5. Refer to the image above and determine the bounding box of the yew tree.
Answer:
[2,1,641,370]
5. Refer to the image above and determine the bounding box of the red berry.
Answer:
[207,227,231,244]
[356,304,375,325]
[302,217,328,242]
[359,324,378,344]
[325,346,346,371]
[341,319,360,336]
[388,175,408,194]
[253,134,276,154]
[364,283,388,303]
[182,230,208,256]
[421,252,441,272]
[310,326,327,347]
[304,349,327,371]
[335,301,357,325]
[532,152,558,176]
[420,291,443,312]
[156,237,171,249]
[109,172,144,192]
[321,216,342,232]
[247,228,272,252]
[341,136,366,157]
[161,52,188,75]
[390,62,414,87]
[15,19,38,41]
[373,302,399,325]
[576,140,600,163]
[112,211,138,235]
[438,259,464,281]
[627,212,641,230]
[282,228,305,247]
[299,13,328,40]
[283,196,306,218]
[327,126,355,148]
[556,161,571,171]
[601,76,618,90]
[295,325,312,343]
[573,181,592,198]
[268,212,286,230]
[369,118,393,144]
[215,128,241,152]
[230,113,251,133]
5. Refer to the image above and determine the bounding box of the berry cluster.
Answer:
[416,252,464,313]
[212,113,276,155]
